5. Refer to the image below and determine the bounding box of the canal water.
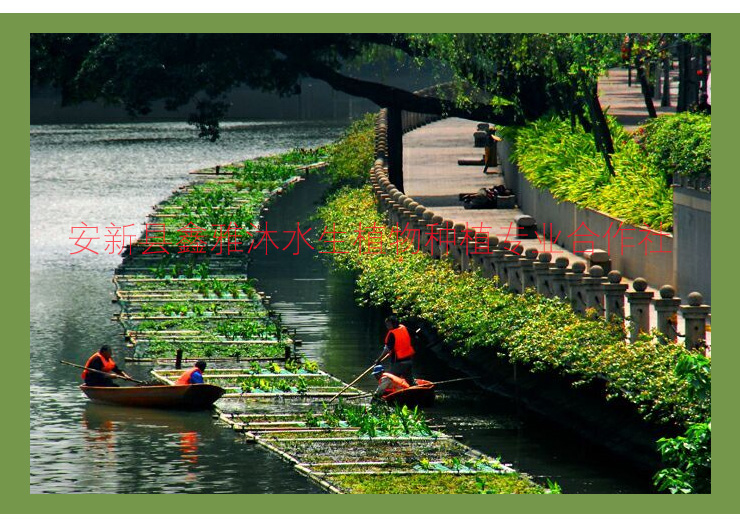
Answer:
[31,120,651,494]
[249,175,652,494]
[31,121,343,494]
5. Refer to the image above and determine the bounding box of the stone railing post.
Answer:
[654,285,681,343]
[565,261,587,314]
[440,220,455,260]
[420,211,435,254]
[478,236,499,279]
[503,245,524,293]
[519,248,538,292]
[452,223,467,271]
[626,278,653,342]
[582,265,607,316]
[680,292,711,355]
[491,241,510,283]
[603,270,627,323]
[429,215,444,259]
[550,257,569,299]
[533,251,553,297]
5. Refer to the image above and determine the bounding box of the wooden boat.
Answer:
[80,383,225,410]
[383,379,435,408]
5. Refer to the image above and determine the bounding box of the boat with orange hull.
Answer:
[80,383,225,410]
[383,379,435,408]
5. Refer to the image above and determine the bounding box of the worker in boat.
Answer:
[381,315,416,386]
[371,364,409,403]
[82,345,131,387]
[175,360,207,385]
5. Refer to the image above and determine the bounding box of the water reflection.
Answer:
[31,120,342,494]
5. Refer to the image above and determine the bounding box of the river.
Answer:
[30,120,651,494]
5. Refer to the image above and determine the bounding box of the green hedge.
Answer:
[634,112,711,184]
[325,113,376,188]
[316,186,710,428]
[507,115,674,231]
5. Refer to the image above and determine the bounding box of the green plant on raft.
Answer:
[544,479,563,494]
[295,376,308,394]
[303,410,321,428]
[418,458,432,471]
[302,360,319,373]
[249,361,262,374]
[284,358,300,373]
[268,362,282,374]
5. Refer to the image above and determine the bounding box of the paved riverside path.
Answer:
[401,117,709,348]
[598,68,677,131]
[402,117,590,272]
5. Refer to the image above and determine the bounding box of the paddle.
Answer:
[60,360,146,385]
[327,352,388,404]
[342,375,481,400]
[417,376,481,387]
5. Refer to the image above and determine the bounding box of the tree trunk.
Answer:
[677,42,692,112]
[583,82,615,178]
[635,55,658,118]
[387,106,404,193]
[661,56,671,107]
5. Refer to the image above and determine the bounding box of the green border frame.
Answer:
[9,14,733,513]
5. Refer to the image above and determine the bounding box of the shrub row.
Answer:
[506,115,675,231]
[316,185,710,428]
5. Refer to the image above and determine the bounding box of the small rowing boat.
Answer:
[383,379,435,408]
[80,383,225,410]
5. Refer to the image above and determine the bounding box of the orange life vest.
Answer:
[175,367,202,385]
[82,352,117,380]
[385,324,415,360]
[381,372,410,396]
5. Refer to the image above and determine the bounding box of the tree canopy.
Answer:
[31,33,708,179]
[32,33,621,137]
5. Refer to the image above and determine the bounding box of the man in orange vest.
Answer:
[371,364,409,402]
[381,315,416,386]
[175,360,207,385]
[82,345,131,387]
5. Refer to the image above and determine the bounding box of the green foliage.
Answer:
[653,352,711,494]
[325,113,376,188]
[331,472,546,494]
[634,113,711,184]
[654,420,711,494]
[510,114,674,231]
[310,402,433,438]
[316,186,709,427]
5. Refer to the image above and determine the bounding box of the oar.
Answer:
[341,376,482,402]
[60,360,146,385]
[420,376,481,387]
[327,353,388,404]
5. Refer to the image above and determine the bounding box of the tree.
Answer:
[32,33,677,185]
[402,33,623,176]
[31,33,517,191]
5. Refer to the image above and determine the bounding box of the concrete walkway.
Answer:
[598,68,677,131]
[401,79,709,348]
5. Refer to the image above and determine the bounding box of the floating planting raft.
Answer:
[152,363,546,493]
[152,363,366,398]
[113,150,548,493]
[112,151,327,363]
[215,400,545,494]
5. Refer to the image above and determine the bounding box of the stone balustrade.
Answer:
[370,111,710,355]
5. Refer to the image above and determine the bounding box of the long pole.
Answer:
[423,376,480,386]
[327,353,388,404]
[60,360,146,385]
